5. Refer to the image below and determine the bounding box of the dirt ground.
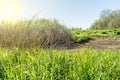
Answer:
[74,36,120,50]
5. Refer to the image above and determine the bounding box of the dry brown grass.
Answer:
[0,19,73,49]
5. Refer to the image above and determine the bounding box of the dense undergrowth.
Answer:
[0,19,73,49]
[0,48,120,80]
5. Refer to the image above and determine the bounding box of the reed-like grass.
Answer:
[0,48,120,80]
[0,19,73,49]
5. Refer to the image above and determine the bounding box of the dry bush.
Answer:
[0,19,73,49]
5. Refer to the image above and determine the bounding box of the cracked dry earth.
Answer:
[74,36,120,51]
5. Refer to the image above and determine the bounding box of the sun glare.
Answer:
[5,6,14,14]
[0,0,24,22]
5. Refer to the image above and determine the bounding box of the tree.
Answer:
[100,9,111,19]
[91,9,120,30]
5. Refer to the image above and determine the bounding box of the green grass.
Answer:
[72,29,120,43]
[0,19,120,80]
[0,48,120,80]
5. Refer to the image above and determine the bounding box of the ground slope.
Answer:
[74,36,120,50]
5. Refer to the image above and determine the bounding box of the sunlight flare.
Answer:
[0,0,24,22]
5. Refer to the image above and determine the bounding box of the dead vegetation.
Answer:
[0,19,74,49]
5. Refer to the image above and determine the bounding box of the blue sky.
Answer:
[22,0,120,29]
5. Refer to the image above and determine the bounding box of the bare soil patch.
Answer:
[73,36,120,50]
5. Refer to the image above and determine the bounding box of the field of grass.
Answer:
[0,19,120,80]
[72,29,120,43]
[0,48,120,80]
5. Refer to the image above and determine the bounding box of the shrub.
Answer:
[91,9,120,30]
[0,19,73,49]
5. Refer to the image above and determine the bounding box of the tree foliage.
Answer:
[91,9,120,29]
